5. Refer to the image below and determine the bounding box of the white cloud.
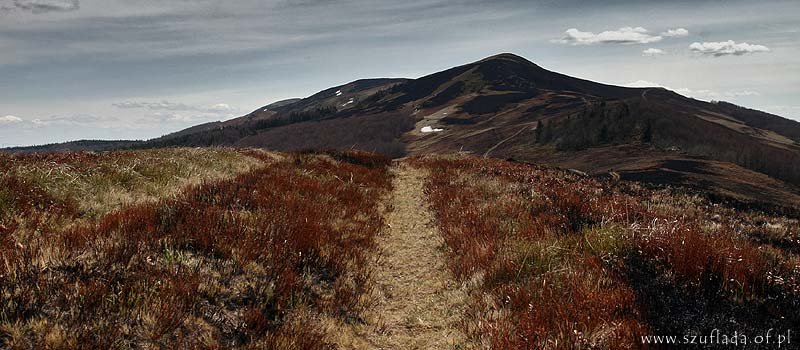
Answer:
[0,115,23,124]
[208,103,235,112]
[661,28,689,37]
[642,48,666,56]
[20,114,120,128]
[675,88,759,98]
[766,106,800,119]
[162,113,194,123]
[0,101,228,137]
[148,112,222,123]
[689,40,770,56]
[0,111,218,138]
[111,100,239,127]
[113,101,237,127]
[113,100,237,114]
[724,90,760,97]
[623,81,759,99]
[624,80,663,88]
[553,27,662,45]
[768,105,800,112]
[1,0,79,14]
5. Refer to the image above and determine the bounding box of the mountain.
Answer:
[139,78,412,156]
[8,53,800,209]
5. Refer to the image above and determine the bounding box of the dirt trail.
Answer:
[355,163,468,349]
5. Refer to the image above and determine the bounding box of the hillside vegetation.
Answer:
[414,155,800,348]
[1,148,391,348]
[1,148,799,349]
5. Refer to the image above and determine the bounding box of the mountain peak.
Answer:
[479,52,533,64]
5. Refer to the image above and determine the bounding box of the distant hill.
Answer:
[7,53,800,209]
[2,140,141,154]
[140,78,412,156]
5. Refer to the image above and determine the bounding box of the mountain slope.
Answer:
[391,54,800,207]
[140,78,412,156]
[10,53,800,209]
[141,53,800,208]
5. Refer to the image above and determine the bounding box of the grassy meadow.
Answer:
[1,148,391,348]
[1,148,798,349]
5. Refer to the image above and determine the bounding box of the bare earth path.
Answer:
[356,162,468,349]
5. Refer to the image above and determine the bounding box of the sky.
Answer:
[1,0,799,147]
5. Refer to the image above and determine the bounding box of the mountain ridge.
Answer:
[4,53,800,209]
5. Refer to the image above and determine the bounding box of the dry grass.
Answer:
[412,155,800,349]
[0,148,264,224]
[358,163,468,349]
[4,148,797,348]
[0,149,391,349]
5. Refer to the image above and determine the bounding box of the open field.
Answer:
[1,148,391,348]
[2,148,799,349]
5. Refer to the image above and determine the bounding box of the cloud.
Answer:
[143,111,226,124]
[21,114,120,127]
[642,48,666,56]
[167,114,194,122]
[30,113,198,129]
[0,115,23,124]
[0,114,125,131]
[113,101,194,111]
[0,103,236,138]
[661,28,689,37]
[112,100,237,127]
[689,40,770,56]
[207,103,236,113]
[768,105,800,112]
[624,80,662,88]
[623,80,759,99]
[766,105,800,119]
[1,0,79,14]
[674,88,760,98]
[158,113,196,123]
[553,27,662,45]
[113,101,237,114]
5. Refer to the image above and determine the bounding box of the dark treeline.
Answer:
[252,106,337,131]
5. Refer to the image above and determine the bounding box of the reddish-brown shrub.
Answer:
[640,221,772,297]
[415,155,649,348]
[491,260,646,349]
[414,154,797,349]
[0,175,77,222]
[1,152,391,348]
[323,148,392,168]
